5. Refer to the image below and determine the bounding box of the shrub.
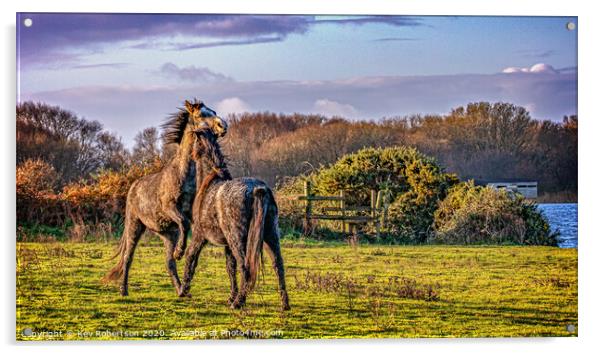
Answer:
[62,159,163,225]
[276,146,458,243]
[432,181,557,245]
[16,159,61,225]
[17,157,163,241]
[312,147,457,243]
[16,158,58,194]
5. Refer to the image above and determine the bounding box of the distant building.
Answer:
[473,179,538,199]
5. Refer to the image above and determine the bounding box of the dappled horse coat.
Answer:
[179,129,290,310]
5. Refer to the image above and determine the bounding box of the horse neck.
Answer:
[194,157,221,202]
[193,135,233,186]
[173,127,195,179]
[195,156,215,185]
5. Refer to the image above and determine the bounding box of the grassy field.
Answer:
[16,240,577,340]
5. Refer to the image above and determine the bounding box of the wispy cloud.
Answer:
[18,14,427,66]
[70,62,130,70]
[314,16,425,27]
[18,14,313,65]
[158,62,233,83]
[161,36,284,51]
[557,66,577,73]
[373,37,419,42]
[516,49,557,59]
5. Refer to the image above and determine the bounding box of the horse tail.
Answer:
[245,185,268,291]
[102,228,128,283]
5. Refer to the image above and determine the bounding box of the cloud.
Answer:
[524,102,537,113]
[22,70,576,146]
[373,37,419,42]
[70,62,130,70]
[314,16,424,27]
[313,99,359,118]
[158,62,233,83]
[502,63,559,74]
[558,66,577,73]
[18,14,426,66]
[18,14,313,66]
[215,97,252,115]
[128,36,284,50]
[516,49,557,59]
[163,36,284,51]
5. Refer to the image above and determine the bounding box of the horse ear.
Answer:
[184,100,193,113]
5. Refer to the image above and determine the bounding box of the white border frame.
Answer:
[3,1,599,353]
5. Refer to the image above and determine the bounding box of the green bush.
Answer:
[432,181,557,246]
[277,146,458,243]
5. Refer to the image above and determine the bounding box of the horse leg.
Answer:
[264,233,291,311]
[162,234,183,295]
[119,217,145,296]
[225,246,238,305]
[163,203,189,261]
[175,217,190,261]
[230,250,250,309]
[179,237,207,297]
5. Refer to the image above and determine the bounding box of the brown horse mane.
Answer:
[196,169,220,205]
[161,98,205,145]
[193,128,232,201]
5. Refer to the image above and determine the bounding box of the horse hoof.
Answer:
[282,304,291,311]
[230,301,244,310]
[178,288,192,298]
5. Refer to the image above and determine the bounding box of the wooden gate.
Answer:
[297,181,387,237]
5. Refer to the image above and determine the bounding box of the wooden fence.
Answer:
[297,181,387,237]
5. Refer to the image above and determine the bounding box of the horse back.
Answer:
[192,178,276,246]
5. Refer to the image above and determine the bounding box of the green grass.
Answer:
[16,240,577,340]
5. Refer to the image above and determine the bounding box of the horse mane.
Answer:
[193,128,232,180]
[161,98,204,145]
[161,109,188,145]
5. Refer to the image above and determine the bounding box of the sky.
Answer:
[16,14,578,146]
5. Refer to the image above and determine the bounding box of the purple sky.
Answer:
[17,14,577,146]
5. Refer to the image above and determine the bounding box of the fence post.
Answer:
[379,192,388,228]
[303,181,312,235]
[371,190,377,218]
[374,190,382,238]
[339,190,346,233]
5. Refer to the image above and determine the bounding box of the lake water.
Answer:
[538,203,578,248]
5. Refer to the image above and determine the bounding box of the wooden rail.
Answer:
[297,181,387,238]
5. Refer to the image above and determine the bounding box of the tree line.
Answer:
[17,100,577,198]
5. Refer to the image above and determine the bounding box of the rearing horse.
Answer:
[104,99,227,296]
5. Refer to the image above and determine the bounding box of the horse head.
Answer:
[162,99,228,146]
[184,99,228,137]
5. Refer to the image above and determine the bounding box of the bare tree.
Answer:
[131,127,161,165]
[16,101,123,184]
[97,132,129,171]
